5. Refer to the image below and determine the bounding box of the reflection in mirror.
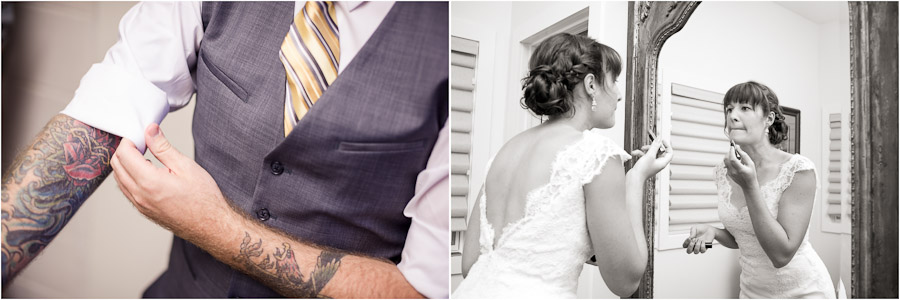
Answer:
[652,1,851,298]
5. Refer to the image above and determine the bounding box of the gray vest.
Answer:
[142,2,448,297]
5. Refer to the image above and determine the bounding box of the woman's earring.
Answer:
[591,99,598,112]
[765,126,770,134]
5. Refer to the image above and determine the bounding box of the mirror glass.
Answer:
[651,1,850,298]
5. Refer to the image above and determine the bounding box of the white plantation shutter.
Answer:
[668,83,726,233]
[450,36,477,290]
[827,113,843,221]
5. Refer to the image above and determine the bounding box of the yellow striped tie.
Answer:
[280,1,340,136]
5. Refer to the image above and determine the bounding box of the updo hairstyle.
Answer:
[722,81,789,145]
[520,33,622,117]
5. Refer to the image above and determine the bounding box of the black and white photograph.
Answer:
[450,1,897,298]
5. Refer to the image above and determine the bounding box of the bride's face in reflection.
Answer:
[724,102,773,145]
[587,71,621,129]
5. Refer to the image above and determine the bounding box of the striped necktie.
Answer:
[279,1,340,136]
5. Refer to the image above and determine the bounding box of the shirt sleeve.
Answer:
[397,120,449,299]
[60,1,203,152]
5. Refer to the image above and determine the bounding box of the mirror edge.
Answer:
[625,1,701,298]
[849,1,899,298]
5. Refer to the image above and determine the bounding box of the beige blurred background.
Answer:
[2,2,194,297]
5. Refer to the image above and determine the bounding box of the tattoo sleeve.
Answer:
[1,114,121,286]
[235,231,345,298]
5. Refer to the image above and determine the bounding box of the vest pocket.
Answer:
[338,139,426,153]
[199,50,249,102]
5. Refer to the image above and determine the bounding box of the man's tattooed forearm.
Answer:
[1,115,120,285]
[235,232,344,298]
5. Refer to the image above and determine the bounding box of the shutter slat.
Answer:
[450,36,478,54]
[669,222,723,233]
[827,204,842,216]
[451,217,467,231]
[829,173,841,183]
[451,111,473,133]
[451,153,470,174]
[451,89,474,112]
[829,161,841,172]
[672,94,723,112]
[672,83,724,105]
[671,169,716,181]
[671,103,725,125]
[669,209,720,225]
[451,52,476,68]
[827,193,842,204]
[672,124,729,142]
[670,194,718,209]
[671,187,718,195]
[672,156,719,168]
[451,253,463,274]
[451,174,469,196]
[451,196,468,217]
[829,152,840,161]
[672,114,724,127]
[451,274,464,291]
[829,113,841,122]
[829,128,841,140]
[451,66,475,91]
[451,132,471,153]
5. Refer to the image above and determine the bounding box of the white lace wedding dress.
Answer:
[716,154,836,298]
[453,129,631,298]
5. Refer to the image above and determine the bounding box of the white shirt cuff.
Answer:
[397,123,450,298]
[61,63,169,153]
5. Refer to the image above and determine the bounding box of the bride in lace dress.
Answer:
[452,33,673,298]
[684,81,835,298]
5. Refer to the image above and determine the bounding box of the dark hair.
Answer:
[520,33,622,116]
[723,81,788,145]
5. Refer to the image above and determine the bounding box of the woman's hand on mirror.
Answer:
[629,137,673,180]
[683,224,716,254]
[724,144,758,189]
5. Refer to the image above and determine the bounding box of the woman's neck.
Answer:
[740,141,783,168]
[546,102,592,132]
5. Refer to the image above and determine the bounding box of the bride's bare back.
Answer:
[483,123,583,246]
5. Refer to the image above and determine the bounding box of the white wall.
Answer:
[4,2,187,297]
[816,11,852,295]
[655,1,847,297]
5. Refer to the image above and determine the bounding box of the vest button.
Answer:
[256,208,270,221]
[270,161,284,175]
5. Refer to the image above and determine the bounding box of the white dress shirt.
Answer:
[60,2,448,298]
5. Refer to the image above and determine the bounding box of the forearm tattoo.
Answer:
[235,232,345,298]
[1,115,120,286]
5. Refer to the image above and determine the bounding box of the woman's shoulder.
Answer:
[786,153,816,173]
[569,129,630,160]
[776,153,817,192]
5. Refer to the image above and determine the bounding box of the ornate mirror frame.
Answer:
[625,2,699,298]
[627,1,898,298]
[849,2,898,298]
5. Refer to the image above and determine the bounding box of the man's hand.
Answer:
[110,124,233,240]
[110,124,422,298]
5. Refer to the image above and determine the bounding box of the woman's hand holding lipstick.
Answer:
[683,224,716,254]
[724,143,758,190]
